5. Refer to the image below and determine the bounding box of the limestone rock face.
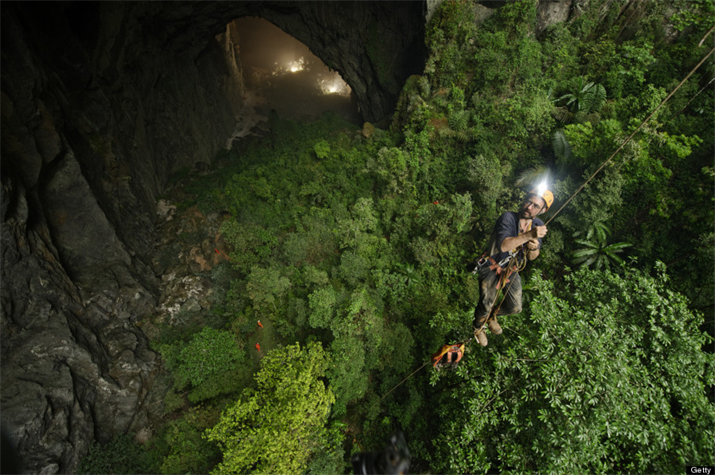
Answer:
[0,2,238,473]
[1,174,157,474]
[536,0,573,36]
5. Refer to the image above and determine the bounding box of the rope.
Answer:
[379,360,432,401]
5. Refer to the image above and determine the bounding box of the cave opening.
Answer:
[227,17,362,145]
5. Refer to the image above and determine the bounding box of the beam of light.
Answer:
[287,58,304,73]
[270,57,307,76]
[318,74,351,96]
[537,179,548,195]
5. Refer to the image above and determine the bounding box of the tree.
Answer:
[205,342,335,474]
[246,265,291,312]
[160,327,246,405]
[430,264,715,474]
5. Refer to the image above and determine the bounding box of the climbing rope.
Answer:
[379,360,432,402]
[473,258,521,337]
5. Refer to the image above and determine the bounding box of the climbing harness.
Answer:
[473,245,528,340]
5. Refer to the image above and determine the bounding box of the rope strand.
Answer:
[380,361,431,401]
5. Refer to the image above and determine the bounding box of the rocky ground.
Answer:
[144,200,231,337]
[132,168,237,427]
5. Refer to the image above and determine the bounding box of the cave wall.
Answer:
[1,3,243,473]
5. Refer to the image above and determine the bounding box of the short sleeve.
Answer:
[493,212,517,255]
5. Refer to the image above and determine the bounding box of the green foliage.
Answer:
[145,1,715,472]
[425,0,484,87]
[314,140,331,159]
[306,421,348,474]
[79,434,158,475]
[430,265,715,473]
[221,221,279,275]
[205,342,335,474]
[246,265,291,312]
[366,146,415,194]
[463,154,504,222]
[670,0,715,32]
[160,405,222,475]
[160,327,246,404]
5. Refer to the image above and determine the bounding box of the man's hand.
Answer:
[525,238,540,260]
[531,225,548,239]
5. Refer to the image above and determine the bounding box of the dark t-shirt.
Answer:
[486,211,543,267]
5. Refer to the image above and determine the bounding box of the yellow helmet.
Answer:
[528,187,554,211]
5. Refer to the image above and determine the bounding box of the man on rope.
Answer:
[471,186,552,347]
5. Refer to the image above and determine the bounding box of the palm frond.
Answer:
[572,248,599,260]
[552,129,572,161]
[514,165,549,188]
[593,222,609,245]
[604,252,626,266]
[604,242,632,252]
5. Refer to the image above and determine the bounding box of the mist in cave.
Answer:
[232,16,361,140]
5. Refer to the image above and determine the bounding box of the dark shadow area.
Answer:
[235,17,362,126]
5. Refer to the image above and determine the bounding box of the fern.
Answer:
[556,78,607,113]
[581,83,606,113]
[448,109,470,131]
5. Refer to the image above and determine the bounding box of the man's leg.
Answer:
[472,267,500,346]
[477,271,522,338]
[496,272,522,317]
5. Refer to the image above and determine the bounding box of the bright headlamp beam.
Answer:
[537,180,547,195]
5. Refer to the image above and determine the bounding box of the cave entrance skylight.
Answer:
[232,17,360,125]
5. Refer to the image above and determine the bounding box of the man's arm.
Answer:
[500,225,547,253]
[525,239,540,260]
